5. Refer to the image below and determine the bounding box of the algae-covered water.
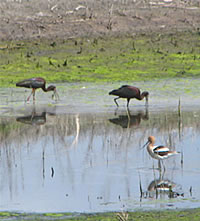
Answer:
[0,78,200,213]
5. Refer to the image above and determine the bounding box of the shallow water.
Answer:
[1,79,200,213]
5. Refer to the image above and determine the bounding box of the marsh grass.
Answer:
[1,31,200,87]
[1,209,200,220]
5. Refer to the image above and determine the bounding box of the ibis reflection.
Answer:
[109,108,149,128]
[16,106,56,126]
[16,112,46,126]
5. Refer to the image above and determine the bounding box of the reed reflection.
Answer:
[0,108,199,212]
[109,108,149,128]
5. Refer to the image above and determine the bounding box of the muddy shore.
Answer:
[0,0,200,41]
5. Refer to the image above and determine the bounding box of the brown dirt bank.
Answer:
[0,0,200,41]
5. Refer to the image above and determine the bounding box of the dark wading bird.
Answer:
[109,85,149,108]
[16,77,59,102]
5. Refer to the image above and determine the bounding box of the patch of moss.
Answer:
[1,31,200,87]
[44,213,66,217]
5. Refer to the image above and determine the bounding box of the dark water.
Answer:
[0,79,200,213]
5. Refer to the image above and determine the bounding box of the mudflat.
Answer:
[0,0,200,41]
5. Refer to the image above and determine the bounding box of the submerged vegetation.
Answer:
[1,31,200,87]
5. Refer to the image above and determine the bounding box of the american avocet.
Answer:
[143,136,179,168]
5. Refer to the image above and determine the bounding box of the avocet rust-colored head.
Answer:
[142,136,156,149]
[148,136,155,144]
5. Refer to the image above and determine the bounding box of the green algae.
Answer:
[44,213,68,217]
[1,209,200,221]
[0,31,200,87]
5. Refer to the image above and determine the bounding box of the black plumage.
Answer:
[109,85,149,107]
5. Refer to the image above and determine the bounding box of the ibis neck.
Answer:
[42,85,49,92]
[138,94,145,100]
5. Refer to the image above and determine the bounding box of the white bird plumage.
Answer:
[144,136,179,161]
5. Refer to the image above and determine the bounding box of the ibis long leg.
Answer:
[127,98,130,107]
[33,89,36,101]
[27,89,34,101]
[27,88,36,102]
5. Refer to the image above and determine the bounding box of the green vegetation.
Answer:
[1,31,200,87]
[0,209,200,220]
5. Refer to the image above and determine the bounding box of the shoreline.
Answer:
[0,208,200,220]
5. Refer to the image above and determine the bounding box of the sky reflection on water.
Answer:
[0,104,200,213]
[0,80,200,213]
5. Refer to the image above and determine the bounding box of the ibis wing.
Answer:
[109,85,140,98]
[16,78,45,89]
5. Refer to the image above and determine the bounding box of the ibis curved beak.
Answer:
[52,89,60,101]
[145,96,149,106]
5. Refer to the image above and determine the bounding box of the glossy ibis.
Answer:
[143,136,179,168]
[109,85,149,108]
[16,77,59,102]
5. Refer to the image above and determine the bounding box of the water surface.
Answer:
[0,79,200,213]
